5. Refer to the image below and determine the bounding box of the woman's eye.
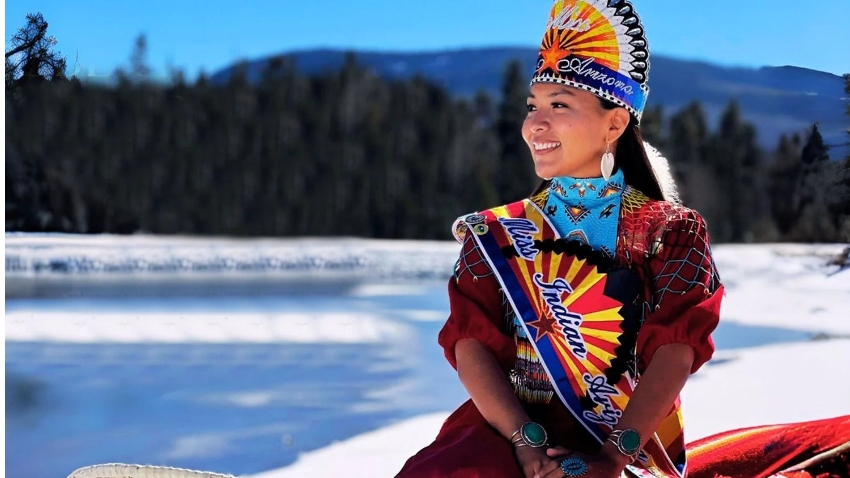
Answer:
[552,102,568,108]
[526,104,537,112]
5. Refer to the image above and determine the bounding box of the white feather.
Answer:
[643,141,681,204]
[598,7,618,20]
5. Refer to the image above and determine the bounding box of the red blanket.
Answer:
[687,415,850,478]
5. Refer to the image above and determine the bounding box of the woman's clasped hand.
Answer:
[526,446,630,478]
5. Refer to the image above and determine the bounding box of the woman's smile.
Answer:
[532,141,562,155]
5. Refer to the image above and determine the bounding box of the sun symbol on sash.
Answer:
[527,311,559,343]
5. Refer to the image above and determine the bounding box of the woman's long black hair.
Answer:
[530,98,665,201]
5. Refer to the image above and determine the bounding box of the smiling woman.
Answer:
[522,84,664,204]
[523,84,629,180]
[394,1,725,477]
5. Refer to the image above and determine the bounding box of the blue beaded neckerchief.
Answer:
[542,169,625,258]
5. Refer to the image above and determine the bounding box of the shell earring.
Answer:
[601,143,615,181]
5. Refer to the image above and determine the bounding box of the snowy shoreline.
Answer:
[6,233,845,280]
[5,234,461,281]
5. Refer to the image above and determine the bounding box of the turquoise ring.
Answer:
[559,457,588,477]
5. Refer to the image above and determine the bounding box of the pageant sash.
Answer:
[457,198,683,477]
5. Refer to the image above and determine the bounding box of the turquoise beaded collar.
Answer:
[542,169,625,257]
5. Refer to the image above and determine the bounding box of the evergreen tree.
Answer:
[766,133,803,235]
[793,124,830,219]
[639,104,665,150]
[833,74,850,240]
[467,91,500,209]
[800,123,830,165]
[705,100,764,242]
[787,123,844,242]
[129,34,152,83]
[5,13,67,90]
[666,102,719,229]
[495,60,536,203]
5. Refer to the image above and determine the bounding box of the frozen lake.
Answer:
[6,279,467,478]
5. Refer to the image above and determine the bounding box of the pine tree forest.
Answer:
[6,15,850,242]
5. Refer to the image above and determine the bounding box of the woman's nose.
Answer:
[529,112,550,133]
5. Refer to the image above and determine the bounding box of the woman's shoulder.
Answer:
[619,186,715,262]
[621,186,708,230]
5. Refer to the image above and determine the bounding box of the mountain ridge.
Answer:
[211,47,848,155]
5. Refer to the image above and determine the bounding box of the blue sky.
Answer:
[5,0,850,81]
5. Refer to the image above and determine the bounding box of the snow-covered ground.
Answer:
[5,236,850,478]
[712,244,850,335]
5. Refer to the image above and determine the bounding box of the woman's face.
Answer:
[522,83,629,179]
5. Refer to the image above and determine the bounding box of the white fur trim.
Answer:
[643,141,680,204]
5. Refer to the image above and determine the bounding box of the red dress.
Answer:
[395,188,724,477]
